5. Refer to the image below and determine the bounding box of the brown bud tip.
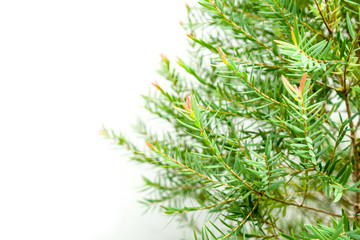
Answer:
[152,80,160,90]
[145,141,154,149]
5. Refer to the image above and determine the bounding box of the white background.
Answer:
[0,0,196,239]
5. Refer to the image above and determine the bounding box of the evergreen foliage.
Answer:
[104,0,360,239]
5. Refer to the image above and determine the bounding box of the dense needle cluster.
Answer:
[104,0,360,239]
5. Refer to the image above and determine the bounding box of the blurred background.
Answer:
[0,0,196,239]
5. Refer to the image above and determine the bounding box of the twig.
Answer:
[314,0,333,36]
[146,142,235,188]
[267,196,344,218]
[170,197,236,214]
[316,80,341,92]
[343,28,360,216]
[220,196,262,240]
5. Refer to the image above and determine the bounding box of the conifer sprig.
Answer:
[105,0,360,239]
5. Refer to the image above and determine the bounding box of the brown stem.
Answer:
[343,29,360,215]
[220,196,262,240]
[316,80,341,92]
[271,0,292,31]
[314,0,333,36]
[267,196,344,218]
[254,217,285,234]
[344,92,359,200]
[324,0,332,23]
